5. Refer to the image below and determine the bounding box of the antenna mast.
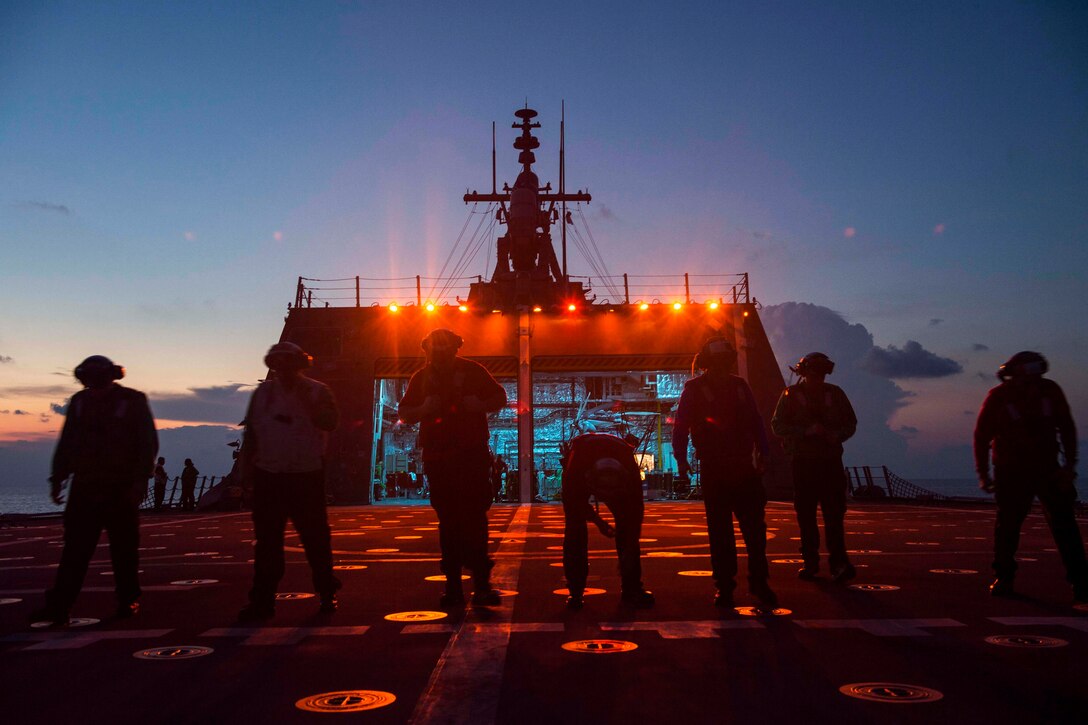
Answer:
[560,100,567,281]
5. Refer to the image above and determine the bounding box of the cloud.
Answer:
[50,400,69,415]
[976,371,991,381]
[972,343,990,352]
[596,205,617,221]
[862,340,964,379]
[0,384,78,399]
[897,425,920,435]
[14,200,71,215]
[12,410,30,415]
[933,223,946,235]
[760,302,911,471]
[149,384,253,424]
[928,318,943,327]
[843,227,856,238]
[0,355,12,364]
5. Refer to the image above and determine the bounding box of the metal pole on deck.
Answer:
[684,273,690,304]
[517,307,534,503]
[416,276,422,306]
[355,276,360,307]
[623,274,629,304]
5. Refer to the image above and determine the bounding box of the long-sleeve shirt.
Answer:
[672,373,770,465]
[771,382,857,459]
[974,378,1077,475]
[52,383,158,487]
[244,376,339,474]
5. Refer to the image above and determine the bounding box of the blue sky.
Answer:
[1,1,1086,482]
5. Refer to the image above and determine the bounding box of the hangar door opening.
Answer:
[371,367,692,503]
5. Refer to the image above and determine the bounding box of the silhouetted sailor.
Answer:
[180,457,199,511]
[772,352,858,583]
[561,432,654,610]
[31,355,158,625]
[974,351,1087,604]
[238,342,341,621]
[152,457,168,510]
[673,338,777,609]
[399,329,508,608]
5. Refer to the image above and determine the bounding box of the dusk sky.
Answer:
[2,1,1086,486]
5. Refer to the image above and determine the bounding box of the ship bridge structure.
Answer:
[279,107,789,504]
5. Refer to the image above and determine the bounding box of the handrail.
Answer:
[844,465,949,501]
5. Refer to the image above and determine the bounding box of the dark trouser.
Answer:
[791,455,850,571]
[700,462,770,589]
[993,466,1088,585]
[180,482,196,510]
[249,468,340,607]
[426,449,494,590]
[153,480,166,509]
[562,488,644,596]
[46,482,142,611]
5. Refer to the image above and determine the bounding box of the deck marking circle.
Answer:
[677,570,713,577]
[366,548,399,553]
[0,598,23,605]
[929,569,978,574]
[100,570,144,575]
[171,579,218,585]
[333,564,368,570]
[562,639,638,654]
[394,535,423,540]
[646,552,684,558]
[275,592,315,600]
[985,634,1069,649]
[549,562,565,567]
[772,559,805,564]
[496,589,518,597]
[414,527,438,531]
[1074,603,1088,613]
[848,550,882,554]
[553,587,606,596]
[296,690,397,713]
[849,584,900,591]
[31,617,99,629]
[734,607,792,617]
[184,552,219,557]
[385,610,448,622]
[1016,557,1038,562]
[839,682,943,703]
[134,645,214,660]
[425,574,470,581]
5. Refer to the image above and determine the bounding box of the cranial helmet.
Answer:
[694,337,737,371]
[421,328,464,352]
[264,342,313,371]
[74,355,125,386]
[997,351,1047,381]
[791,352,835,377]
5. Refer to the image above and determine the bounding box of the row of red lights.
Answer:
[385,300,737,313]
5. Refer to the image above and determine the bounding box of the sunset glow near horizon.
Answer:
[1,1,1086,481]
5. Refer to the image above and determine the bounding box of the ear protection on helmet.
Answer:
[421,329,464,352]
[74,355,125,385]
[790,352,834,377]
[997,351,1047,381]
[264,342,313,370]
[694,337,737,372]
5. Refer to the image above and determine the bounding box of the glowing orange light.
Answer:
[743,310,749,317]
[672,302,683,310]
[639,303,649,311]
[425,303,435,312]
[708,301,719,310]
[567,304,577,312]
[458,305,468,312]
[388,303,399,312]
[532,306,542,312]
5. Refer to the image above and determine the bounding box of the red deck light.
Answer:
[639,303,649,311]
[458,304,468,312]
[533,306,543,312]
[425,303,435,312]
[672,302,683,311]
[567,303,577,312]
[388,303,399,312]
[708,301,720,310]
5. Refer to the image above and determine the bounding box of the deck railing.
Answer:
[291,273,751,309]
[845,466,949,502]
[139,475,223,511]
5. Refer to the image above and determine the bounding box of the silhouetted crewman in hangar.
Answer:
[238,342,341,621]
[399,328,508,608]
[673,337,777,609]
[772,352,858,583]
[31,355,158,625]
[561,431,655,610]
[974,351,1087,604]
